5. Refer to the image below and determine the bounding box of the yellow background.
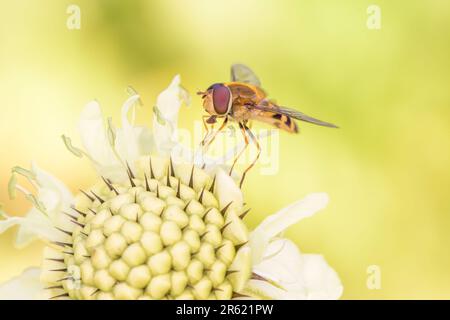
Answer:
[1,1,449,299]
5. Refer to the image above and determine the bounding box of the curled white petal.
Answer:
[1,210,61,247]
[77,98,154,182]
[0,209,62,248]
[153,75,190,155]
[256,193,329,238]
[119,125,153,165]
[28,165,75,242]
[0,165,74,247]
[115,94,153,172]
[249,193,329,264]
[75,78,193,179]
[215,168,244,211]
[0,268,45,300]
[78,100,118,167]
[32,162,73,209]
[246,239,342,300]
[78,101,125,181]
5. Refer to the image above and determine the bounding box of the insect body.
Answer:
[198,64,337,187]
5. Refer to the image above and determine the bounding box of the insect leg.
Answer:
[239,124,261,188]
[200,115,216,146]
[229,122,249,176]
[202,115,211,131]
[201,117,228,151]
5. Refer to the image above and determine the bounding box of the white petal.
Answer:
[0,210,60,248]
[244,279,307,300]
[0,268,45,300]
[247,239,342,300]
[253,239,307,289]
[115,125,153,173]
[249,193,329,264]
[0,216,24,234]
[114,95,153,171]
[215,168,243,211]
[1,164,74,247]
[31,162,73,210]
[153,75,190,155]
[77,99,154,182]
[301,254,343,299]
[37,188,60,214]
[121,95,140,130]
[256,193,329,237]
[78,100,118,167]
[31,165,75,239]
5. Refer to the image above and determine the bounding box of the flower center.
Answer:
[45,158,251,300]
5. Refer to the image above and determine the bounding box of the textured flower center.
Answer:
[43,157,251,300]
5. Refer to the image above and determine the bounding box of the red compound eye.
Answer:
[211,83,231,115]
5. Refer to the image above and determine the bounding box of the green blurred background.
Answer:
[1,0,449,299]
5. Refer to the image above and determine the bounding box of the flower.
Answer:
[40,157,252,300]
[0,75,342,300]
[244,193,343,299]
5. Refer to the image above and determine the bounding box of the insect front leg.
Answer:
[201,115,217,146]
[201,117,228,151]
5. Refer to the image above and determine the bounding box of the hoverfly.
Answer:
[197,64,337,187]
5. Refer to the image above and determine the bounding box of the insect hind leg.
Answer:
[229,122,249,176]
[239,124,261,188]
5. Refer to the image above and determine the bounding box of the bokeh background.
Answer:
[1,0,449,299]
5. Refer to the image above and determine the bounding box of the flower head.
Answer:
[42,156,253,300]
[0,76,342,300]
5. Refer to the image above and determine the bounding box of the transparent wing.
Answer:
[249,104,338,128]
[230,64,261,86]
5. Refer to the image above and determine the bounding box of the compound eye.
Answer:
[211,84,231,115]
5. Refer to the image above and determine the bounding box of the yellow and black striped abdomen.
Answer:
[253,110,299,133]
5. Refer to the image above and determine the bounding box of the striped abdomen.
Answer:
[253,110,299,133]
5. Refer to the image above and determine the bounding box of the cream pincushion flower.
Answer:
[39,158,252,300]
[0,76,342,300]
